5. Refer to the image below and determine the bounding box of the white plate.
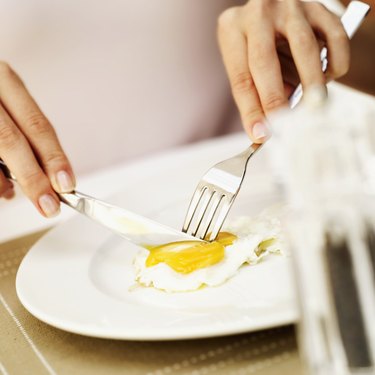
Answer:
[16,144,298,341]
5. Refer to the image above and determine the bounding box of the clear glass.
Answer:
[269,94,375,375]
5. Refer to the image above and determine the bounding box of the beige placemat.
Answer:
[0,231,303,375]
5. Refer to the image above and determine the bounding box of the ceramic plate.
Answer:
[16,145,298,340]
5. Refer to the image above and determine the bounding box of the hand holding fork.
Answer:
[182,1,370,241]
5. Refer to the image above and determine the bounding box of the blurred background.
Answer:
[0,0,246,174]
[0,0,374,240]
[0,0,371,174]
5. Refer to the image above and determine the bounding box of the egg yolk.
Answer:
[256,238,276,256]
[145,232,237,274]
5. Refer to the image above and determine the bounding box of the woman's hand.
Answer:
[0,62,75,217]
[218,0,350,143]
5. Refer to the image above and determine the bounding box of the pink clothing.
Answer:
[0,0,243,173]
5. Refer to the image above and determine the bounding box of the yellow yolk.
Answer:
[145,232,237,274]
[255,238,276,256]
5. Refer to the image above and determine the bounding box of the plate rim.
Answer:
[16,163,298,341]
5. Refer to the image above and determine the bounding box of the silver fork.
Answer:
[182,80,305,242]
[182,1,369,242]
[182,143,263,241]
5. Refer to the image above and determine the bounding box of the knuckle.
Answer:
[285,7,300,25]
[21,169,46,190]
[20,171,54,202]
[231,71,255,94]
[249,0,270,15]
[250,44,273,67]
[262,93,286,112]
[0,124,20,149]
[26,112,52,136]
[242,106,263,123]
[217,7,240,31]
[295,30,315,47]
[43,150,68,167]
[308,1,326,12]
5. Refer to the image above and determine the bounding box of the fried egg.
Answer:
[133,207,286,292]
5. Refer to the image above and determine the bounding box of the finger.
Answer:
[0,170,13,197]
[0,104,60,217]
[247,19,287,114]
[281,1,326,90]
[3,186,15,200]
[217,8,270,143]
[0,62,75,193]
[305,2,350,80]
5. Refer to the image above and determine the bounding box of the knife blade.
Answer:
[0,159,203,247]
[59,191,204,247]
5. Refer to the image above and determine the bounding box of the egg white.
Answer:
[133,207,286,292]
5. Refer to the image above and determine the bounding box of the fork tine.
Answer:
[190,189,216,237]
[183,145,262,239]
[195,193,224,240]
[182,186,207,233]
[205,198,233,241]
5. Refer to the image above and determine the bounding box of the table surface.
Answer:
[0,131,303,375]
[2,82,372,373]
[0,230,303,375]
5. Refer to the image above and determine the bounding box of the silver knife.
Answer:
[0,160,203,247]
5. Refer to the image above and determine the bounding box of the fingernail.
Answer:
[39,194,60,217]
[56,171,74,192]
[252,122,269,141]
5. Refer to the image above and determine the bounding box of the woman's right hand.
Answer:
[217,0,350,143]
[0,62,75,217]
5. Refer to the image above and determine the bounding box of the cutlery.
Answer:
[0,160,202,247]
[182,0,370,241]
